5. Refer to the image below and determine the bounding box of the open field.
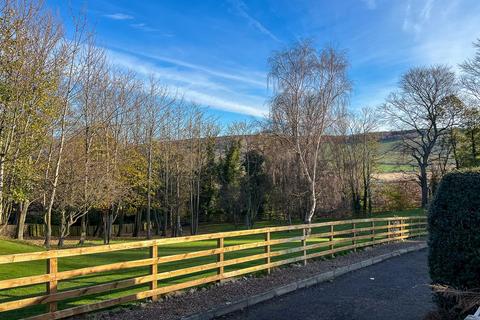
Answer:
[0,209,425,320]
[376,139,415,174]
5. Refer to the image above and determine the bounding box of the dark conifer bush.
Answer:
[428,169,480,315]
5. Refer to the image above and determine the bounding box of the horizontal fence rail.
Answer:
[0,216,427,320]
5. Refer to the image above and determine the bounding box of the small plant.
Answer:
[432,285,480,317]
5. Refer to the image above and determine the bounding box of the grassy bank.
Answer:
[0,208,425,319]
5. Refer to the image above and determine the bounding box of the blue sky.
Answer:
[48,0,480,125]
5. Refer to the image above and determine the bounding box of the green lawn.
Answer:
[0,208,425,319]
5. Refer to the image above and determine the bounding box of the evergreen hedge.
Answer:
[428,168,480,314]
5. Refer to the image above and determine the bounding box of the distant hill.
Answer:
[208,130,417,174]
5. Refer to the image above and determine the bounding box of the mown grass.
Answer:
[0,208,425,319]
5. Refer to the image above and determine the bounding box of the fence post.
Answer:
[302,228,307,265]
[405,218,409,239]
[352,223,356,252]
[150,243,158,301]
[217,237,224,280]
[265,231,271,274]
[400,219,404,241]
[47,256,58,313]
[329,224,334,258]
[387,220,391,242]
[371,221,375,244]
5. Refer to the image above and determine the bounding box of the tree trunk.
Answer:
[58,236,64,248]
[176,210,182,237]
[471,130,477,165]
[189,185,193,235]
[305,180,316,224]
[420,166,429,208]
[362,163,369,216]
[134,209,142,238]
[153,209,161,236]
[79,214,87,244]
[195,175,200,232]
[162,209,167,236]
[79,125,92,246]
[170,207,175,237]
[450,131,460,169]
[107,205,117,243]
[146,141,152,240]
[368,188,372,215]
[45,99,69,249]
[57,210,67,248]
[16,200,29,240]
[0,156,4,226]
[116,210,124,237]
[13,203,19,227]
[108,213,113,243]
[93,218,102,237]
[102,212,108,244]
[58,236,64,247]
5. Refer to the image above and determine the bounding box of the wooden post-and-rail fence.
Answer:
[0,216,427,320]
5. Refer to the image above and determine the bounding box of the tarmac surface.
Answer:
[218,249,434,320]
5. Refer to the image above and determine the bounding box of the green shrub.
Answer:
[380,181,417,212]
[428,168,480,316]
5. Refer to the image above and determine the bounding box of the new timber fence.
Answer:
[0,216,427,320]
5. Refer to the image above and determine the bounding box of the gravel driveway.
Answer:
[219,249,434,320]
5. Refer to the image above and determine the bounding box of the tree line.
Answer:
[1,1,479,247]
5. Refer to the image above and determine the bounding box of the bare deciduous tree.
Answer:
[382,66,459,208]
[461,39,480,103]
[268,41,351,223]
[143,77,175,239]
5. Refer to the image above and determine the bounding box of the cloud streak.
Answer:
[105,48,267,117]
[130,23,158,32]
[353,0,480,112]
[228,0,281,43]
[107,46,266,88]
[104,13,134,20]
[399,0,480,68]
[134,51,266,87]
[402,0,435,36]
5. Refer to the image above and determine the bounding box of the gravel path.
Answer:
[219,248,434,320]
[81,239,427,320]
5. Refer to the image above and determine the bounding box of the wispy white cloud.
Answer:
[105,48,267,117]
[228,0,281,43]
[420,0,434,21]
[401,0,480,68]
[411,22,479,69]
[124,50,266,87]
[103,13,161,34]
[402,0,435,36]
[179,90,267,117]
[352,0,480,112]
[130,23,158,32]
[107,50,228,91]
[104,13,134,20]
